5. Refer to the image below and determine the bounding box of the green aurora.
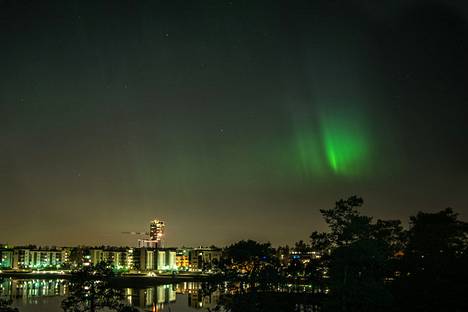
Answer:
[294,109,372,177]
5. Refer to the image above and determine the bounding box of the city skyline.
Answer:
[1,0,468,247]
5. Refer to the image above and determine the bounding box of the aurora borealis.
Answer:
[1,0,468,247]
[320,110,371,176]
[294,107,372,177]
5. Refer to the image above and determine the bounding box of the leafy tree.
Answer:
[68,247,87,268]
[324,239,394,312]
[310,196,404,312]
[294,240,310,253]
[276,245,290,267]
[256,264,282,291]
[285,258,304,277]
[304,257,327,293]
[406,208,467,259]
[224,240,274,275]
[395,208,468,312]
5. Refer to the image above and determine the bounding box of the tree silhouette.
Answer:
[304,257,326,293]
[294,240,310,253]
[395,208,468,312]
[310,196,404,312]
[215,198,468,311]
[224,240,274,277]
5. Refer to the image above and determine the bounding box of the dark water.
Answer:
[0,278,219,312]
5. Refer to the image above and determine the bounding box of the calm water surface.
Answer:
[0,278,218,312]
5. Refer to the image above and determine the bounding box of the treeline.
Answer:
[217,196,468,312]
[305,196,468,311]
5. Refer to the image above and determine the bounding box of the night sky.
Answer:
[1,0,467,247]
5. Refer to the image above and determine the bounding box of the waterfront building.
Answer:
[189,247,222,271]
[0,248,13,268]
[137,218,166,249]
[89,248,135,270]
[137,239,158,249]
[28,249,69,269]
[11,248,69,269]
[125,248,134,268]
[150,219,165,242]
[90,249,102,266]
[132,247,176,271]
[12,249,29,269]
[137,248,155,270]
[290,250,321,265]
[176,248,190,270]
[2,244,177,273]
[155,249,177,271]
[157,250,166,270]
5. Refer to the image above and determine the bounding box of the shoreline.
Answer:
[0,271,216,286]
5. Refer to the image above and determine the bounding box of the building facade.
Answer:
[189,247,222,271]
[176,249,190,270]
[137,219,166,249]
[7,248,70,269]
[0,248,13,268]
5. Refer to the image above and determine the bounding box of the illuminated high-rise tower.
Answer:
[138,219,166,249]
[150,219,165,243]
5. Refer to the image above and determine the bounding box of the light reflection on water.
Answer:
[0,278,219,312]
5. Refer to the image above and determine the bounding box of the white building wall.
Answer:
[146,250,154,270]
[167,251,176,270]
[157,251,166,270]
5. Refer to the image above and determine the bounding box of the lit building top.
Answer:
[150,219,165,243]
